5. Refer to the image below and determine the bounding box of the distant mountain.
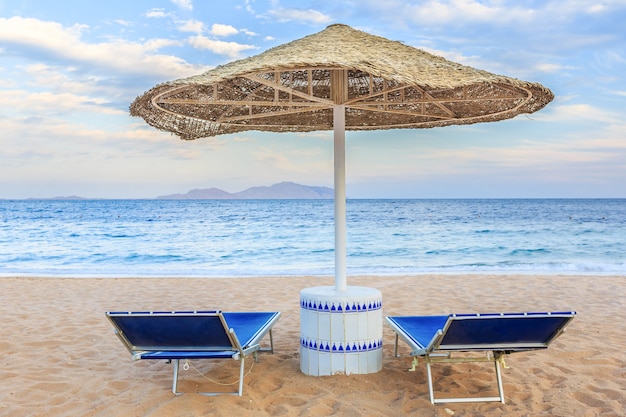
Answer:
[158,188,232,200]
[156,182,334,200]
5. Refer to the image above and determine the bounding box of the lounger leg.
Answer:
[259,329,275,353]
[238,358,245,396]
[269,329,274,353]
[394,334,399,357]
[425,354,507,404]
[172,359,182,396]
[425,358,435,405]
[494,354,505,404]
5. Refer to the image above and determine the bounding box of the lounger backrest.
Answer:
[437,312,576,351]
[107,311,236,352]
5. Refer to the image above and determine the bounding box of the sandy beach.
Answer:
[1,275,624,416]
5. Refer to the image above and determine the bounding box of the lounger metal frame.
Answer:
[106,310,280,396]
[386,311,576,404]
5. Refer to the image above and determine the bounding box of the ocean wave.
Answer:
[2,260,625,278]
[2,199,625,278]
[509,248,551,256]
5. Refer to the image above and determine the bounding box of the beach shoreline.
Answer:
[1,275,624,416]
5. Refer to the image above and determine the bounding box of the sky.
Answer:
[1,0,625,199]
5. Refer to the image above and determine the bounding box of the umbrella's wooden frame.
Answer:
[137,67,546,140]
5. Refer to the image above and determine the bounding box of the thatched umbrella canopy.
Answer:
[130,24,553,291]
[131,24,553,140]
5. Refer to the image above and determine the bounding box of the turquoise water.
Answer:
[0,199,624,277]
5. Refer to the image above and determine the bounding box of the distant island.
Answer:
[7,182,334,200]
[156,182,334,200]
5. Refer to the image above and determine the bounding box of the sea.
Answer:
[0,199,624,278]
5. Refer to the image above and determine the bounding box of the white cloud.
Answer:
[188,35,257,58]
[0,76,16,88]
[177,19,206,34]
[253,145,330,176]
[171,0,193,11]
[534,63,572,73]
[145,8,169,18]
[585,3,608,14]
[0,89,123,116]
[0,17,87,49]
[410,0,489,23]
[255,147,291,167]
[242,29,259,37]
[23,64,104,96]
[0,17,206,79]
[354,0,618,29]
[210,23,239,37]
[142,38,183,52]
[267,8,332,24]
[244,0,255,14]
[547,103,622,124]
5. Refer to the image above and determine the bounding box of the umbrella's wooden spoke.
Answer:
[218,106,331,123]
[244,73,334,105]
[158,97,328,108]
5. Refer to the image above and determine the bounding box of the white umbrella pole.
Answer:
[334,104,347,292]
[300,103,383,377]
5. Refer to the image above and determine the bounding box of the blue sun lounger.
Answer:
[106,310,281,396]
[386,311,575,404]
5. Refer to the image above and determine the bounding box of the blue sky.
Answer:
[1,0,625,199]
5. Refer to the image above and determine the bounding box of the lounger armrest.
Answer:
[414,329,445,356]
[112,329,137,356]
[229,327,245,358]
[241,343,261,357]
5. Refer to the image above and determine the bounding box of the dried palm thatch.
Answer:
[130,24,553,140]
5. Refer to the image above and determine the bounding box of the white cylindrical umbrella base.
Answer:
[300,286,383,376]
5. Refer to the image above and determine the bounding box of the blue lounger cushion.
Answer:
[106,310,280,396]
[388,312,575,355]
[386,311,575,404]
[387,315,449,352]
[107,311,278,357]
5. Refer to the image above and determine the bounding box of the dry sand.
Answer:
[0,275,624,417]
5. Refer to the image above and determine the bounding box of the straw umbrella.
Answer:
[130,24,553,375]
